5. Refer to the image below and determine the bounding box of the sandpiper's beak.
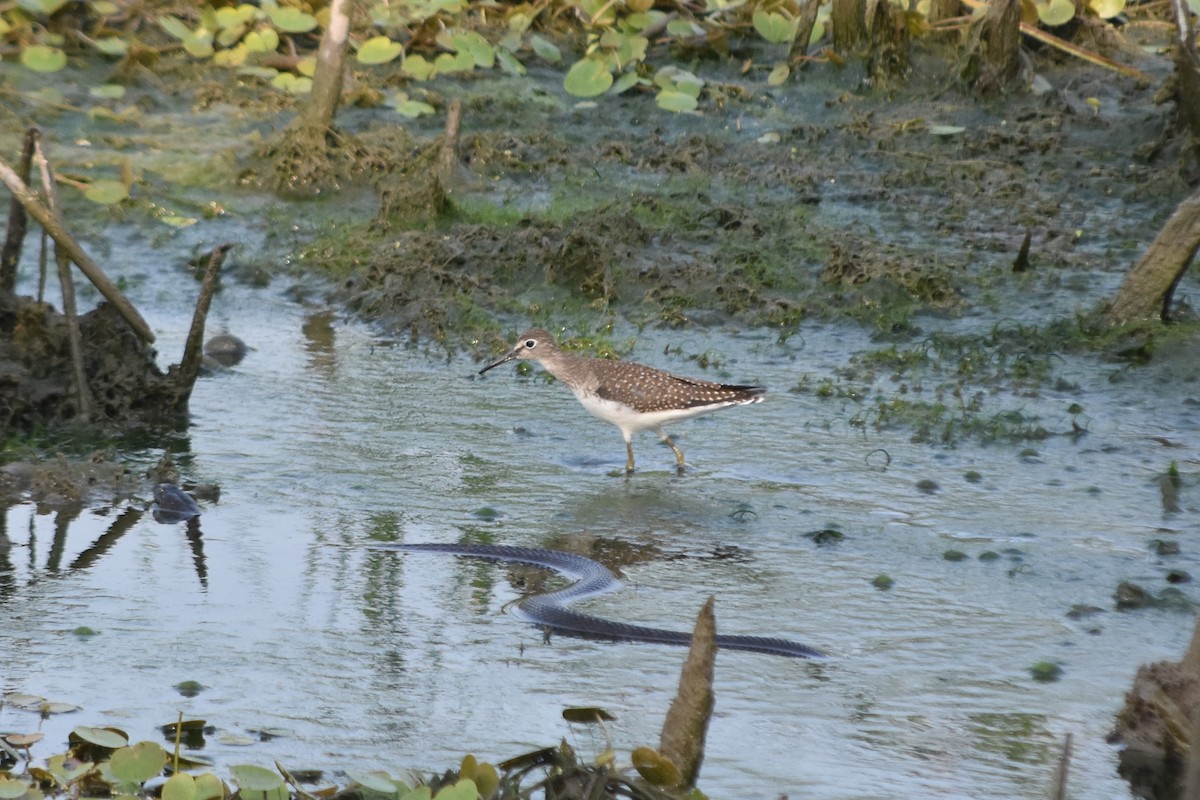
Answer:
[478,347,519,375]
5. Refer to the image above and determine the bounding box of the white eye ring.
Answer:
[524,339,536,348]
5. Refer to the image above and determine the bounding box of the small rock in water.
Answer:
[204,334,250,367]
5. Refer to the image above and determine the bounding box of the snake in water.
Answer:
[380,543,823,659]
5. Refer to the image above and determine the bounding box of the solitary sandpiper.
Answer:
[478,329,766,473]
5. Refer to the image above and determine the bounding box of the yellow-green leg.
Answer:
[660,431,685,470]
[625,441,636,473]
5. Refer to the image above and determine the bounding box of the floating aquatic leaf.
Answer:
[84,180,130,205]
[610,70,641,95]
[432,50,474,74]
[402,54,435,80]
[245,28,279,52]
[296,56,316,76]
[160,216,199,227]
[346,770,398,794]
[564,57,613,97]
[109,742,167,785]
[162,773,196,800]
[752,8,797,43]
[4,694,44,709]
[71,726,128,749]
[21,45,67,72]
[89,84,126,99]
[389,93,437,118]
[229,765,284,792]
[46,753,92,783]
[432,779,475,800]
[214,43,246,66]
[0,779,30,800]
[182,30,215,58]
[215,5,256,29]
[767,62,789,85]
[357,35,404,65]
[529,34,561,63]
[271,73,312,94]
[452,31,494,68]
[631,747,681,786]
[1036,0,1075,25]
[159,15,191,40]
[18,0,68,15]
[237,66,279,80]
[496,49,525,76]
[667,19,705,37]
[1088,0,1124,17]
[42,701,81,714]
[267,6,317,32]
[92,37,127,56]
[194,773,225,800]
[4,733,42,748]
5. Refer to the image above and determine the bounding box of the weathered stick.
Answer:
[0,128,36,295]
[35,138,93,421]
[435,98,464,190]
[175,243,234,402]
[0,150,155,343]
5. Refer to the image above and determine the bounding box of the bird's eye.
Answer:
[524,339,536,348]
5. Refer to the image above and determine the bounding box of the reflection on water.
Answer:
[1,244,1198,799]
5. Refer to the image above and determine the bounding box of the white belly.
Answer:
[572,389,724,439]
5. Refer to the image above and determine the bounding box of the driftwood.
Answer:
[1108,185,1200,323]
[0,143,154,344]
[0,129,34,297]
[34,137,93,420]
[0,130,227,432]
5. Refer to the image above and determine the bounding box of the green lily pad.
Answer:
[402,54,435,80]
[109,741,167,785]
[159,15,191,40]
[564,57,612,98]
[228,765,284,792]
[83,180,130,205]
[271,73,312,94]
[767,62,789,85]
[245,28,279,52]
[17,0,68,15]
[390,95,437,118]
[357,35,404,65]
[432,779,475,800]
[610,70,641,95]
[0,779,30,800]
[1036,0,1075,25]
[452,31,494,68]
[529,34,561,63]
[496,48,526,76]
[89,84,126,99]
[21,45,67,73]
[162,773,196,800]
[652,87,700,110]
[266,6,317,33]
[92,37,127,56]
[71,726,127,749]
[752,8,797,42]
[346,770,398,794]
[194,773,225,800]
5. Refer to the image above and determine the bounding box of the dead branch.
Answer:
[0,145,155,344]
[34,136,93,421]
[175,243,234,400]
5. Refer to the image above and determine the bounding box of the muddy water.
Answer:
[2,230,1198,799]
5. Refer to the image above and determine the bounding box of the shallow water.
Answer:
[2,219,1199,799]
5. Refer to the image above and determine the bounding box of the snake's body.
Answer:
[386,543,822,659]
